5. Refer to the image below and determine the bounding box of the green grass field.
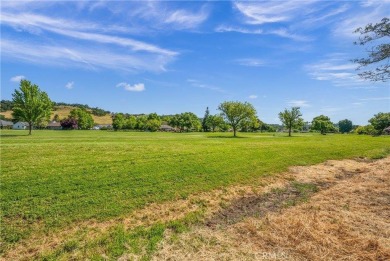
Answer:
[1,130,389,259]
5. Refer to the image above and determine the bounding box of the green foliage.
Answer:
[11,80,52,135]
[169,112,201,132]
[278,107,303,136]
[240,116,260,132]
[218,101,257,136]
[355,125,376,135]
[124,115,137,130]
[369,112,390,134]
[69,108,94,130]
[338,119,353,133]
[206,114,225,132]
[202,107,210,132]
[311,115,335,134]
[0,100,14,112]
[112,113,126,130]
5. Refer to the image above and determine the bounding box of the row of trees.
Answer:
[9,80,390,136]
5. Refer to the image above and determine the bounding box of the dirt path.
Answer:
[3,157,389,260]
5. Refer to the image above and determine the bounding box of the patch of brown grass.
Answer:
[153,157,390,260]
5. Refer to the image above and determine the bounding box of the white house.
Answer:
[13,122,29,130]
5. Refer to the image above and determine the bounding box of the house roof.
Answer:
[14,121,29,126]
[47,121,61,127]
[0,120,13,126]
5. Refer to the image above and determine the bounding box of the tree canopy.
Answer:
[278,107,303,137]
[12,80,52,135]
[311,115,335,134]
[338,119,353,134]
[369,112,390,135]
[352,17,390,82]
[218,101,256,137]
[69,108,94,130]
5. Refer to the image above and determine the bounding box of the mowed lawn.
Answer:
[1,130,389,254]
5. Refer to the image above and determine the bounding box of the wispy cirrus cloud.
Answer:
[359,97,390,101]
[1,39,173,72]
[235,58,265,67]
[215,25,263,34]
[287,100,311,107]
[10,75,25,82]
[116,82,145,92]
[304,54,376,87]
[249,95,258,99]
[187,79,225,93]
[234,1,319,25]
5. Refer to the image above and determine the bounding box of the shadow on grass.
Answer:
[0,133,29,137]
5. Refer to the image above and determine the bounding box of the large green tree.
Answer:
[311,115,335,135]
[278,107,303,137]
[352,17,390,82]
[12,80,52,135]
[338,119,353,134]
[69,108,94,130]
[368,112,390,135]
[218,101,257,137]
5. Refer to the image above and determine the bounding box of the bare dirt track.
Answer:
[153,157,390,261]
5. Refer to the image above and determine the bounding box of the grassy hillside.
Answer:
[0,105,112,124]
[1,130,389,259]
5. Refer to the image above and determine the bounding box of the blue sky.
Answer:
[1,0,389,125]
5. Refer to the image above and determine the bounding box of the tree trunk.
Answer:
[233,126,237,137]
[28,122,32,135]
[288,127,291,137]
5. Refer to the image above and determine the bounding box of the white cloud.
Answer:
[1,12,177,56]
[1,39,174,72]
[186,79,225,93]
[360,97,390,101]
[249,95,258,99]
[116,82,145,92]
[65,81,74,89]
[234,1,318,25]
[287,100,311,107]
[304,54,379,87]
[10,75,25,82]
[215,25,263,34]
[236,58,265,67]
[164,8,209,29]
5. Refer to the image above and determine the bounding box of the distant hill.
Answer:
[0,100,113,124]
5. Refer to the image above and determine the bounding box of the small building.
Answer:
[13,122,29,130]
[160,124,175,132]
[93,124,112,130]
[47,121,62,130]
[384,126,390,135]
[0,120,13,129]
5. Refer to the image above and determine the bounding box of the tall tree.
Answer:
[12,80,52,135]
[338,119,353,134]
[311,115,334,135]
[352,17,390,82]
[278,107,303,137]
[218,101,256,137]
[202,107,210,132]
